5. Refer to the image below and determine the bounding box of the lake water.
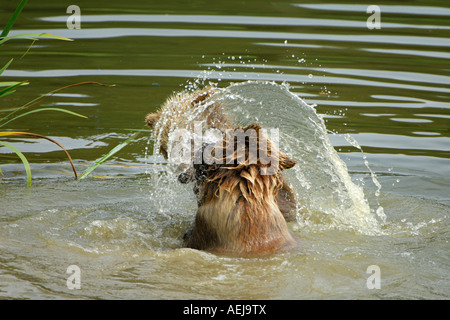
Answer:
[0,0,448,299]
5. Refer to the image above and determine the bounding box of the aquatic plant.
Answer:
[0,0,87,185]
[1,1,143,185]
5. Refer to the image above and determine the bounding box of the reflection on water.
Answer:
[0,0,449,299]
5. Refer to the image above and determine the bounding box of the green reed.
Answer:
[0,0,141,185]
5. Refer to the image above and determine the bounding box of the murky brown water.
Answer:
[0,1,449,299]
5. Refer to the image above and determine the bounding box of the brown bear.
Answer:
[146,87,299,255]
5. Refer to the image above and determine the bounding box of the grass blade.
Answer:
[0,131,78,180]
[0,0,28,38]
[0,89,17,99]
[0,58,14,76]
[0,140,32,187]
[0,81,113,125]
[0,107,87,128]
[0,80,28,98]
[0,81,28,87]
[78,131,142,180]
[0,33,73,46]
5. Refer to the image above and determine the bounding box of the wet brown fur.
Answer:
[145,87,232,158]
[146,88,299,255]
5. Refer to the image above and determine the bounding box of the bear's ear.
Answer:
[279,151,297,170]
[244,122,262,132]
[145,112,160,127]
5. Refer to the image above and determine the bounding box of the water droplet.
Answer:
[308,74,313,78]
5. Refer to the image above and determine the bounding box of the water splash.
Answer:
[149,81,385,235]
[216,81,384,234]
[344,133,386,224]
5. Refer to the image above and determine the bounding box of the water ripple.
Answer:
[11,28,450,47]
[5,69,449,94]
[293,4,450,16]
[39,14,450,30]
